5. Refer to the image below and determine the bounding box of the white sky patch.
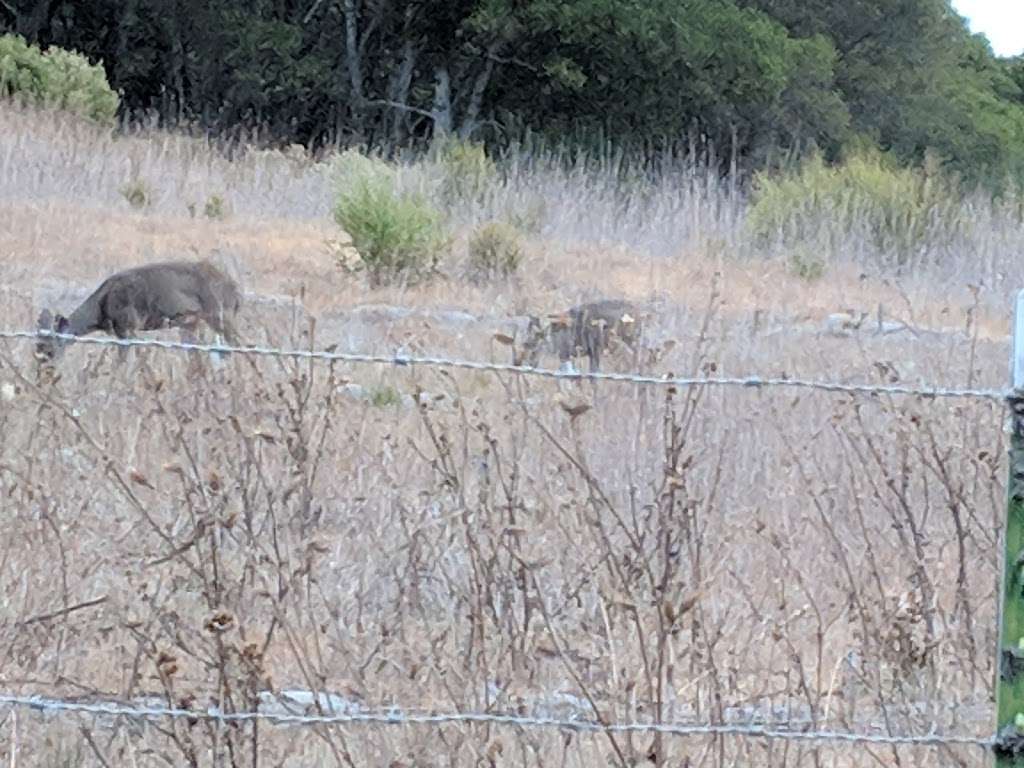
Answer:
[951,0,1024,57]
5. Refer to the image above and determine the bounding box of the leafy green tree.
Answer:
[2,0,1022,186]
[742,0,1024,183]
[475,0,849,164]
[1008,57,1024,102]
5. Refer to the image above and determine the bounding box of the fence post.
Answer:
[996,290,1024,765]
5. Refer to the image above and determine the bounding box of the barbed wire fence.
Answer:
[0,329,1011,401]
[0,694,997,749]
[0,324,1017,761]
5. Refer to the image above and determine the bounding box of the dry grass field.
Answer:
[1,103,1023,766]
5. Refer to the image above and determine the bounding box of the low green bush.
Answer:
[204,194,227,220]
[0,34,118,122]
[368,384,401,408]
[332,149,448,286]
[746,148,969,266]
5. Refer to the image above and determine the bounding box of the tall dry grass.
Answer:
[2,101,1022,331]
[0,102,1021,766]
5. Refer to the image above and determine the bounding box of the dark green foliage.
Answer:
[0,33,118,122]
[2,0,1022,185]
[742,0,1024,184]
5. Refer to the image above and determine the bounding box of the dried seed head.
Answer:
[128,468,154,489]
[558,399,591,419]
[207,471,223,493]
[156,650,179,678]
[204,610,235,633]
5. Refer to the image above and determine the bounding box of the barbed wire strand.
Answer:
[0,694,994,748]
[0,329,1009,402]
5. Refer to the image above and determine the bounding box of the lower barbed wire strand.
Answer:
[0,329,1009,402]
[0,694,996,748]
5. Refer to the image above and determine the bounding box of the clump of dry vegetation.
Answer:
[0,102,1020,766]
[467,221,524,280]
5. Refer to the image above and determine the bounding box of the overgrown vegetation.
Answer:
[0,303,1003,764]
[0,34,117,122]
[331,150,448,286]
[467,221,523,279]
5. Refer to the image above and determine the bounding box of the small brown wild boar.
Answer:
[516,298,643,372]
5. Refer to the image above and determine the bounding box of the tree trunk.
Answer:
[386,40,418,146]
[115,0,139,95]
[431,65,453,139]
[341,0,366,137]
[163,1,187,123]
[459,44,499,139]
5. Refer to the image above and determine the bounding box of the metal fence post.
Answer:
[996,290,1024,765]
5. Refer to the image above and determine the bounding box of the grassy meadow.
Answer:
[0,103,1023,766]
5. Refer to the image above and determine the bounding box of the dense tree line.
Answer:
[2,0,1023,182]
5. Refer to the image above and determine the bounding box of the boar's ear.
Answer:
[55,315,70,333]
[492,332,515,346]
[37,309,53,330]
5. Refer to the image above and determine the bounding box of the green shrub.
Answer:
[0,34,118,122]
[120,178,152,209]
[204,194,227,220]
[436,137,497,201]
[468,221,523,279]
[746,148,969,266]
[332,149,448,286]
[0,35,46,101]
[368,384,401,408]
